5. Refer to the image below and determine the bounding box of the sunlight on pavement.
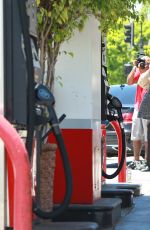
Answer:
[105,156,150,196]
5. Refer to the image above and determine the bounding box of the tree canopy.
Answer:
[107,3,150,85]
[36,0,101,87]
[36,0,150,88]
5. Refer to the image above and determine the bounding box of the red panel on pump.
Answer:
[48,128,101,204]
[101,124,107,183]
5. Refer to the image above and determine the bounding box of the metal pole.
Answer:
[139,21,144,54]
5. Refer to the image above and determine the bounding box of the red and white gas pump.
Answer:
[1,1,101,227]
[52,18,127,205]
[50,17,102,204]
[0,0,127,228]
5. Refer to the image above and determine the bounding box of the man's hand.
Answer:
[132,60,137,66]
[138,66,149,74]
[138,56,149,74]
[144,56,150,64]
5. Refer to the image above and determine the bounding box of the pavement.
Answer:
[106,156,150,230]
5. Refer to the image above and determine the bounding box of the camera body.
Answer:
[135,54,149,69]
[136,58,146,69]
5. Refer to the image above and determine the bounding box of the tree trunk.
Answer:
[39,143,57,212]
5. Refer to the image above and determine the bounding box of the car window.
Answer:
[109,84,136,106]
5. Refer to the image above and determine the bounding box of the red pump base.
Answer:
[49,128,101,204]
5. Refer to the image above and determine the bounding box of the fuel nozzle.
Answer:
[35,84,55,106]
[35,84,61,135]
[107,93,123,123]
[107,93,122,109]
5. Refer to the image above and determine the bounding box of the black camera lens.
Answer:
[139,61,145,69]
[136,57,146,69]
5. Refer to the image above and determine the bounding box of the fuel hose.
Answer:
[102,93,126,179]
[33,106,72,219]
[17,0,35,160]
[17,0,72,219]
[102,119,126,179]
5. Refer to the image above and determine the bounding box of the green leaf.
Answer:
[36,0,40,7]
[36,0,149,88]
[68,52,74,58]
[48,11,51,17]
[60,8,68,23]
[37,13,43,24]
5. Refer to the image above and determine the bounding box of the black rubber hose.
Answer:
[17,0,35,159]
[102,121,126,179]
[41,114,66,141]
[33,108,72,219]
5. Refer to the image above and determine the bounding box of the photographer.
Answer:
[127,54,149,171]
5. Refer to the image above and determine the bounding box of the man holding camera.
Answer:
[127,54,149,171]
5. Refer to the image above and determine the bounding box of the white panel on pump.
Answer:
[54,17,101,128]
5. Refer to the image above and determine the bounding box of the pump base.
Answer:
[33,222,99,230]
[53,198,122,229]
[103,183,141,196]
[101,188,134,208]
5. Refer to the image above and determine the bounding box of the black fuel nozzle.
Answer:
[35,84,61,135]
[35,84,55,106]
[107,93,122,109]
[107,93,123,123]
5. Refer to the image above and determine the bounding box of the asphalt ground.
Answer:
[105,156,150,230]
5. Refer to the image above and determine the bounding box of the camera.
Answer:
[136,58,146,69]
[135,54,149,69]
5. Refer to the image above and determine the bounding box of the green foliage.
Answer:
[36,0,101,88]
[36,0,149,88]
[37,0,100,44]
[107,3,150,85]
[107,28,131,85]
[100,0,138,32]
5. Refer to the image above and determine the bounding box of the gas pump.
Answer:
[2,1,126,229]
[4,0,74,228]
[101,36,126,180]
[4,0,36,157]
[3,1,101,230]
[4,0,36,226]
